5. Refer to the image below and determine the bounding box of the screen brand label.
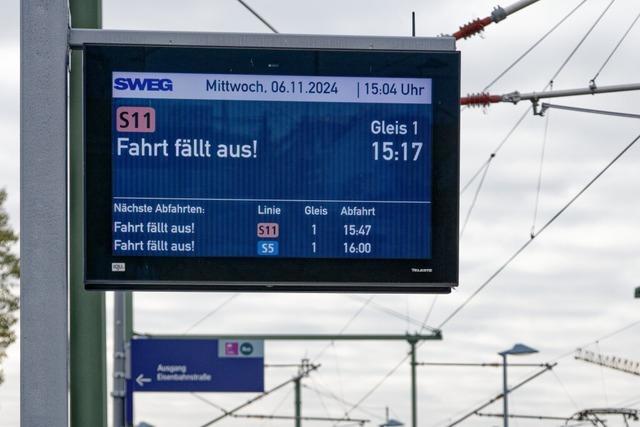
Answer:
[114,77,174,92]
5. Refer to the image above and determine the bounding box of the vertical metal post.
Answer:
[69,1,107,426]
[114,292,127,427]
[124,292,134,340]
[502,354,509,427]
[124,292,134,426]
[410,340,417,427]
[294,376,302,427]
[20,0,69,426]
[412,12,416,37]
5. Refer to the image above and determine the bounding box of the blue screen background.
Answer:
[112,99,432,259]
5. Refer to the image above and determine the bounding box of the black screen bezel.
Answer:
[84,44,460,293]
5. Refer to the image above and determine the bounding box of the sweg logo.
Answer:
[113,77,173,91]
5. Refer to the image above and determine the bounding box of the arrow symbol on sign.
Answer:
[136,373,152,387]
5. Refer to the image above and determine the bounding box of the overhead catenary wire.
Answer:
[438,131,640,330]
[302,383,385,421]
[446,0,630,328]
[432,319,640,427]
[465,0,621,108]
[549,319,640,363]
[191,393,229,414]
[308,375,335,419]
[200,364,319,426]
[235,0,279,33]
[346,113,638,427]
[419,296,439,333]
[186,2,636,424]
[590,8,640,86]
[312,296,375,361]
[347,295,439,333]
[461,0,598,194]
[482,0,588,92]
[550,370,581,411]
[333,3,638,420]
[459,159,492,239]
[462,0,603,196]
[550,0,617,84]
[531,104,551,236]
[182,294,238,334]
[333,354,410,424]
[260,387,294,427]
[444,364,557,427]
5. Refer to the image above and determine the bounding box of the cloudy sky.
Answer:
[2,0,640,426]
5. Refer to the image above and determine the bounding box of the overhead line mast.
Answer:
[452,0,542,40]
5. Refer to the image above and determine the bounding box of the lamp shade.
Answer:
[380,419,405,427]
[499,343,538,356]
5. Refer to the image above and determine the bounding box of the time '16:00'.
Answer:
[372,142,423,161]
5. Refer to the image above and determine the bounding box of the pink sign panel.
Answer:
[116,106,156,132]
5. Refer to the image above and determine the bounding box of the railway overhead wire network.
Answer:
[324,1,640,424]
[128,1,640,425]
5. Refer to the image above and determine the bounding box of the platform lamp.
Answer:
[380,407,405,427]
[498,343,539,427]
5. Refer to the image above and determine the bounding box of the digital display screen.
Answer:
[84,43,459,292]
[112,72,432,259]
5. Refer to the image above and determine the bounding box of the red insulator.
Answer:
[453,16,493,40]
[460,93,502,107]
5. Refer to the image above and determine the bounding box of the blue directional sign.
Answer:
[130,338,264,392]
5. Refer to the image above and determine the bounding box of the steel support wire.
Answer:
[333,354,410,424]
[182,294,238,334]
[235,0,279,33]
[199,364,319,426]
[590,9,640,86]
[466,0,617,108]
[531,107,551,236]
[460,158,491,239]
[342,130,640,420]
[477,412,569,421]
[552,0,616,84]
[444,363,557,427]
[460,107,530,195]
[438,131,640,330]
[483,0,588,92]
[347,295,439,333]
[462,0,616,197]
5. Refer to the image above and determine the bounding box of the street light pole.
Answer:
[410,340,417,427]
[498,344,538,427]
[501,353,509,427]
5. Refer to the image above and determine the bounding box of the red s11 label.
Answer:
[257,223,279,238]
[116,106,156,132]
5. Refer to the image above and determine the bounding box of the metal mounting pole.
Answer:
[294,376,302,427]
[20,0,69,426]
[502,354,509,427]
[113,292,127,427]
[410,339,418,427]
[69,0,107,426]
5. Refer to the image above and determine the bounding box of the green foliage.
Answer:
[0,189,19,385]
